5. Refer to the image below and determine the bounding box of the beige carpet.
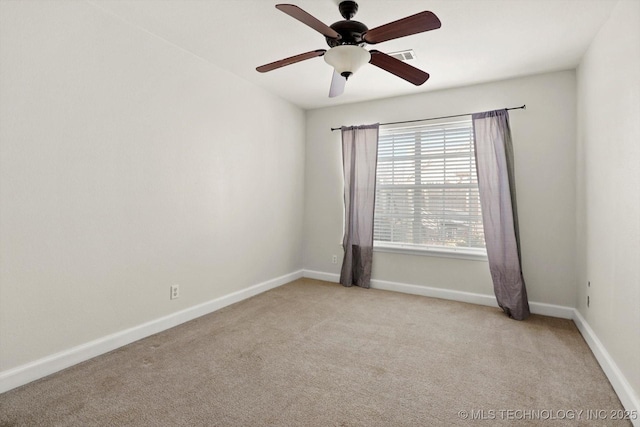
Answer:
[0,278,629,426]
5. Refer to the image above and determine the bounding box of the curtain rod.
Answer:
[330,104,526,131]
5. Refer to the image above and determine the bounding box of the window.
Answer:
[374,118,486,258]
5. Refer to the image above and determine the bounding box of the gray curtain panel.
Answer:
[340,124,380,288]
[472,110,530,320]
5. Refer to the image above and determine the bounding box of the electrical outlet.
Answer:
[170,284,180,300]
[587,295,590,307]
[332,255,338,264]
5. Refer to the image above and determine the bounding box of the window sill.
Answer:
[373,242,488,261]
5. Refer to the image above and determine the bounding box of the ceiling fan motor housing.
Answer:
[326,1,367,47]
[326,20,368,47]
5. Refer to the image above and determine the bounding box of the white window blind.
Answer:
[374,118,486,255]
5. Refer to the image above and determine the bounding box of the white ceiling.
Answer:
[90,0,618,110]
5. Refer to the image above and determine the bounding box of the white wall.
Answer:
[576,0,640,408]
[304,71,577,307]
[0,1,305,371]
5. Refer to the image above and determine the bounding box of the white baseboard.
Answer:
[302,269,340,283]
[0,270,304,394]
[572,310,640,427]
[528,301,575,319]
[304,270,497,308]
[372,278,500,308]
[302,269,573,319]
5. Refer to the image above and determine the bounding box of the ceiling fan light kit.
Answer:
[324,45,371,79]
[257,1,441,97]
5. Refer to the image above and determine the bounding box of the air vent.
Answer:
[388,49,416,62]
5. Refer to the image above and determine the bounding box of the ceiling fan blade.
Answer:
[369,50,430,85]
[276,4,341,40]
[363,11,441,44]
[256,49,326,73]
[329,70,347,98]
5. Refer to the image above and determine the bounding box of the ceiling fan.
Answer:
[256,1,441,97]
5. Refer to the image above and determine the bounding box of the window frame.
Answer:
[373,117,487,261]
